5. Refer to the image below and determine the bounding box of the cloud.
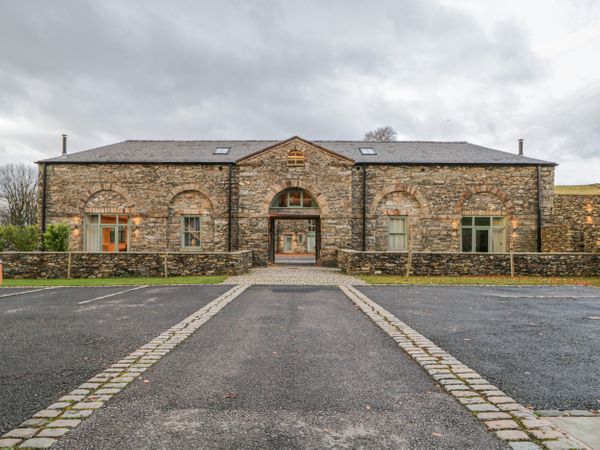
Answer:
[0,0,598,183]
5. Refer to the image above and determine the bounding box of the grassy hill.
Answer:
[555,184,600,195]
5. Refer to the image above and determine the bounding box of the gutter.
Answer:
[227,163,233,252]
[536,165,543,252]
[40,163,48,248]
[362,165,367,251]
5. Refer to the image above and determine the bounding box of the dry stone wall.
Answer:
[0,251,252,279]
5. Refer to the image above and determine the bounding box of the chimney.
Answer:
[62,134,67,156]
[518,138,524,156]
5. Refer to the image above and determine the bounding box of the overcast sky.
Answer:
[1,0,599,184]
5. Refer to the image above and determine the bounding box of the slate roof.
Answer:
[40,138,555,166]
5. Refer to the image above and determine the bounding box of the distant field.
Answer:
[555,184,600,195]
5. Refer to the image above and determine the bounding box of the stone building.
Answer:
[38,136,556,266]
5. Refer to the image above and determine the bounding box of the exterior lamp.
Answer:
[586,216,593,225]
[585,203,593,213]
[451,219,459,237]
[511,219,518,230]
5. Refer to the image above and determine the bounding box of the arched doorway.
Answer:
[268,188,321,265]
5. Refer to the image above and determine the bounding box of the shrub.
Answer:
[0,225,38,251]
[43,223,70,252]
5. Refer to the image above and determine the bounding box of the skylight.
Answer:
[213,147,230,154]
[359,147,376,155]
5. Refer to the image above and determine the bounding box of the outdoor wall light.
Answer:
[511,219,518,229]
[586,216,593,225]
[585,203,593,213]
[70,216,81,229]
[132,216,142,226]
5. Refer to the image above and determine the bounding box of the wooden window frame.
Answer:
[287,150,305,167]
[460,216,506,253]
[181,215,202,250]
[387,216,408,251]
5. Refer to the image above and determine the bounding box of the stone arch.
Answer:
[454,186,515,218]
[167,188,215,251]
[168,184,216,210]
[261,180,330,216]
[369,183,429,217]
[83,186,132,213]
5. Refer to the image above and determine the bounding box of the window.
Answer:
[461,216,505,253]
[181,216,201,249]
[271,189,318,208]
[213,147,230,154]
[287,150,305,166]
[388,216,407,251]
[359,147,376,155]
[84,214,129,252]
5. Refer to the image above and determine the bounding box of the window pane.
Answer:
[118,216,129,225]
[492,217,504,226]
[85,215,100,252]
[302,193,314,207]
[461,228,472,252]
[101,215,117,224]
[474,217,490,226]
[388,234,406,251]
[461,217,472,226]
[492,228,505,252]
[277,193,287,208]
[475,229,489,252]
[389,217,405,233]
[118,225,128,252]
[288,190,301,206]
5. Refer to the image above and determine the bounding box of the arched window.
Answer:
[287,150,305,167]
[271,189,318,208]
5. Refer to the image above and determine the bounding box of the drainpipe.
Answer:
[40,163,48,249]
[362,165,367,251]
[227,163,233,252]
[536,165,543,252]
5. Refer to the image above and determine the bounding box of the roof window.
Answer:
[214,147,230,154]
[359,147,376,155]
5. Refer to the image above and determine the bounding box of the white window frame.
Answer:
[181,215,202,250]
[460,216,506,253]
[387,216,408,251]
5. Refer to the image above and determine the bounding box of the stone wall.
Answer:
[542,194,600,253]
[338,249,599,277]
[0,251,252,279]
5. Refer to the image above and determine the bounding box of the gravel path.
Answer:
[224,265,366,285]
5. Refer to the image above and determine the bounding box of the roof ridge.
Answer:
[121,139,470,144]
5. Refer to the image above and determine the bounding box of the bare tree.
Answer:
[0,163,38,226]
[363,126,398,142]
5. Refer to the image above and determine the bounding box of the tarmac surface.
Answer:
[0,284,230,435]
[359,284,600,410]
[54,285,504,449]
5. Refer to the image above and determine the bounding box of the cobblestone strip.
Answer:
[0,284,249,449]
[339,285,590,450]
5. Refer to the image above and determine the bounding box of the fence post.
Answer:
[0,259,3,286]
[67,252,72,279]
[510,251,515,278]
[163,253,168,278]
[405,250,413,278]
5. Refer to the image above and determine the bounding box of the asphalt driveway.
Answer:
[55,285,504,449]
[0,284,230,435]
[359,285,600,410]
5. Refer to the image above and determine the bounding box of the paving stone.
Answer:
[60,410,94,419]
[72,401,103,409]
[565,410,594,417]
[444,384,470,391]
[58,395,85,402]
[451,390,479,397]
[485,420,520,430]
[47,402,71,410]
[47,420,81,428]
[18,419,47,428]
[521,419,552,429]
[487,396,516,404]
[18,437,57,448]
[32,410,60,418]
[458,397,486,405]
[86,395,112,402]
[103,382,128,389]
[477,412,512,420]
[472,384,498,391]
[529,429,565,440]
[508,442,542,450]
[481,391,506,397]
[69,389,90,395]
[467,403,500,412]
[79,383,101,389]
[0,438,22,448]
[536,410,562,417]
[544,439,587,449]
[36,428,69,438]
[3,428,37,439]
[495,430,529,441]
[95,388,121,395]
[439,379,465,385]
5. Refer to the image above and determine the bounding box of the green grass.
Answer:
[0,275,228,287]
[555,184,600,195]
[359,275,600,287]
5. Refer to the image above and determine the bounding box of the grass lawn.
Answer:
[359,275,600,287]
[555,184,600,195]
[0,275,228,287]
